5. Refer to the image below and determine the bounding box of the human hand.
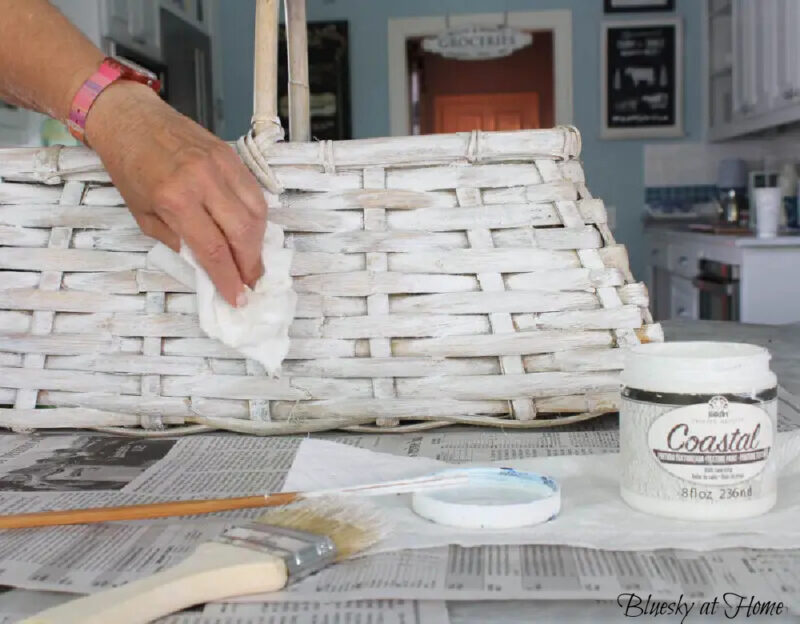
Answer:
[85,81,267,307]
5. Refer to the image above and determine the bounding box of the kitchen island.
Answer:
[645,224,800,324]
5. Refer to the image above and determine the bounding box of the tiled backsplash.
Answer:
[645,185,717,205]
[644,130,800,203]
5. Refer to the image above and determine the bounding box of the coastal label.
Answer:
[647,396,773,486]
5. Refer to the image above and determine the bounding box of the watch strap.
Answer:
[67,57,160,144]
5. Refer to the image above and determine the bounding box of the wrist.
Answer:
[84,80,162,150]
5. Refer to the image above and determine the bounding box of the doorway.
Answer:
[388,11,573,136]
[407,30,553,134]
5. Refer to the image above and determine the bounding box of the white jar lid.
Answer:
[621,341,776,395]
[411,467,561,529]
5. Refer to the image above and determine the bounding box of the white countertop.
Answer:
[736,234,800,247]
[644,224,800,248]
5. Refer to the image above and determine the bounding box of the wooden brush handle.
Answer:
[21,542,289,624]
[0,492,300,529]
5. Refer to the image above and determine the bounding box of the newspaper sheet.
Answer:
[165,600,450,624]
[0,589,449,624]
[258,545,800,612]
[780,386,800,432]
[0,410,795,612]
[445,599,800,624]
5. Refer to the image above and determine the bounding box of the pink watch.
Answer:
[67,56,161,144]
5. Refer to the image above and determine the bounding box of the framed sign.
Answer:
[278,21,351,140]
[422,25,532,60]
[601,18,683,139]
[604,0,675,13]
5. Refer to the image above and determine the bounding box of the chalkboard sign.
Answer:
[601,19,682,138]
[278,21,351,141]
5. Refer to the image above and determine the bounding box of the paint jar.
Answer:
[619,342,778,520]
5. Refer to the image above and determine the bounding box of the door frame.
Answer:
[387,10,573,136]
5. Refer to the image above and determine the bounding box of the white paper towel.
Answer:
[283,431,800,553]
[179,223,297,375]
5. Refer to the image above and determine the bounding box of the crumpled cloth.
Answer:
[180,223,297,375]
[282,430,800,553]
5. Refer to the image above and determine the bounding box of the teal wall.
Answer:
[218,0,704,276]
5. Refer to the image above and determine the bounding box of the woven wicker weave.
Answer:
[0,1,661,436]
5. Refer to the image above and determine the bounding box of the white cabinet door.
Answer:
[774,0,800,110]
[669,276,698,321]
[708,0,735,134]
[646,237,669,270]
[107,0,128,26]
[732,0,761,119]
[102,0,160,56]
[732,0,777,121]
[732,0,783,119]
[759,0,781,114]
[104,0,129,43]
[714,0,800,138]
[128,0,159,49]
[667,243,700,280]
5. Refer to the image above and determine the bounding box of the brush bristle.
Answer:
[256,497,389,561]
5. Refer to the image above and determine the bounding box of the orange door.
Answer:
[434,92,540,133]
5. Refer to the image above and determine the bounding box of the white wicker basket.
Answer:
[0,0,661,436]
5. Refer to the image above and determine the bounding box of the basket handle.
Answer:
[252,0,310,142]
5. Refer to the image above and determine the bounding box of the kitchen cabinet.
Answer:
[59,1,214,64]
[644,228,800,324]
[774,0,800,109]
[50,0,224,136]
[161,0,211,32]
[646,235,699,322]
[669,276,698,322]
[707,0,800,140]
[102,0,160,59]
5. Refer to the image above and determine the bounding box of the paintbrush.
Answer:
[20,498,388,624]
[0,472,467,529]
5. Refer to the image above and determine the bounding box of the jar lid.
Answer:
[411,467,561,529]
[621,341,776,395]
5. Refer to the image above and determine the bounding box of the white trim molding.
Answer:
[388,10,574,137]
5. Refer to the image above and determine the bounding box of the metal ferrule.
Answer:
[214,523,337,581]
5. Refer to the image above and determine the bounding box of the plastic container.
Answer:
[411,467,560,529]
[754,187,782,238]
[620,342,778,521]
[716,158,748,189]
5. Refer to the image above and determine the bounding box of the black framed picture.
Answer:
[601,18,683,138]
[278,21,351,141]
[604,0,675,13]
